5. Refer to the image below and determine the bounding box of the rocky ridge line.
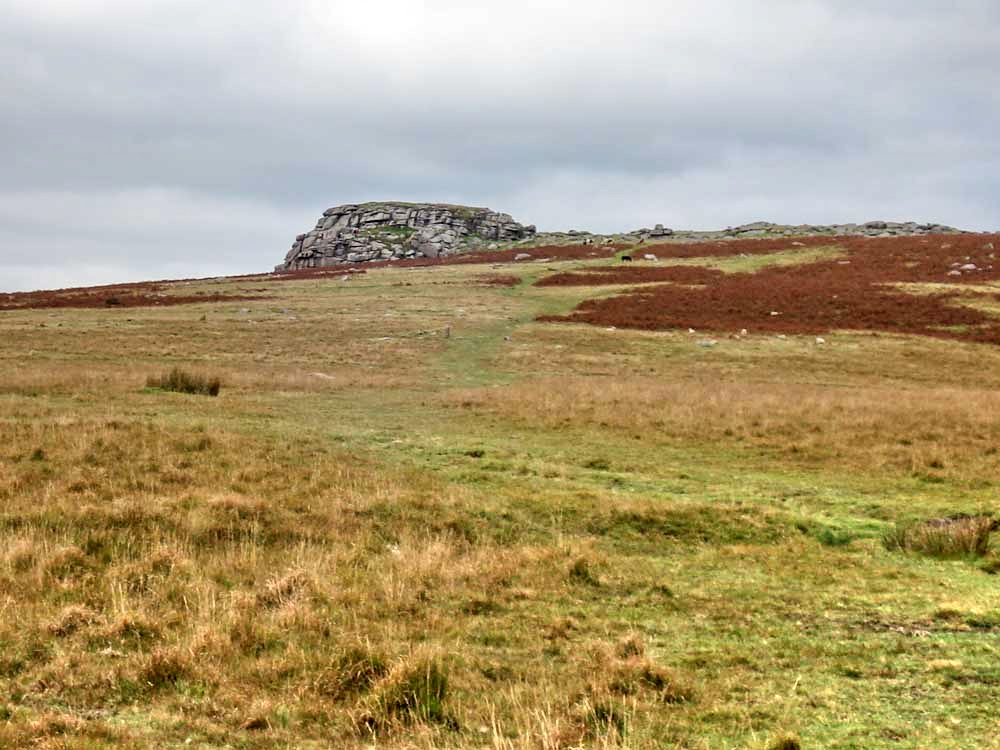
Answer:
[278,203,968,271]
[547,219,964,245]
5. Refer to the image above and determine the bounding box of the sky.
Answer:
[2,0,998,292]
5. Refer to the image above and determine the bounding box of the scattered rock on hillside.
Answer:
[613,220,964,244]
[277,201,969,271]
[527,221,965,249]
[278,202,536,270]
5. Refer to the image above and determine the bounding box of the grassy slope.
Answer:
[1,250,999,749]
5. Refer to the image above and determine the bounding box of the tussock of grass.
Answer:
[43,545,90,580]
[102,614,162,649]
[47,605,100,637]
[355,650,452,733]
[883,515,994,559]
[146,367,221,396]
[579,697,629,740]
[599,637,696,705]
[254,569,313,609]
[766,734,803,750]
[7,540,37,573]
[568,556,601,586]
[137,647,193,691]
[313,643,389,699]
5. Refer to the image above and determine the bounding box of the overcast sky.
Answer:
[2,0,998,291]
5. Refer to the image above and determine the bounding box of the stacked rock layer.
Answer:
[278,202,536,270]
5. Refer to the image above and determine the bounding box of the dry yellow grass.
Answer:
[3,414,678,748]
[450,376,1000,481]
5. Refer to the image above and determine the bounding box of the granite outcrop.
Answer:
[278,202,535,270]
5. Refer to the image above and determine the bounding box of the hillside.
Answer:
[2,232,1000,749]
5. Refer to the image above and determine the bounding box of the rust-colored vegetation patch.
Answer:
[539,233,1000,344]
[0,280,265,311]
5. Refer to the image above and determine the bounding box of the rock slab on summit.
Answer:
[278,202,536,270]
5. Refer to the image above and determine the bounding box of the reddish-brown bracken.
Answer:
[538,233,1000,345]
[0,279,264,311]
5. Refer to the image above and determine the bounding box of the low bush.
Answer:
[146,368,221,397]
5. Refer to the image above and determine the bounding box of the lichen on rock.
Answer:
[278,202,535,270]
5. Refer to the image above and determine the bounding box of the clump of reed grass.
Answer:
[313,643,389,699]
[883,515,994,559]
[137,647,193,691]
[354,650,452,734]
[146,368,221,397]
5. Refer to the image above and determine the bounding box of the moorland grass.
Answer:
[1,251,999,748]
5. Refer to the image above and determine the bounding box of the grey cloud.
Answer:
[0,0,998,291]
